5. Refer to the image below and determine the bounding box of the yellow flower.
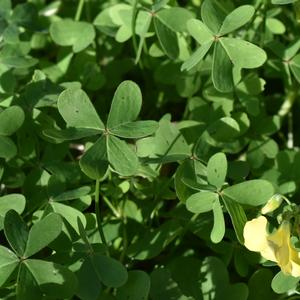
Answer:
[243,216,300,277]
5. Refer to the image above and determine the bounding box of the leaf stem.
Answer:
[75,0,85,21]
[131,0,139,55]
[95,179,109,254]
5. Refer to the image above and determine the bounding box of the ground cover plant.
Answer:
[1,0,300,299]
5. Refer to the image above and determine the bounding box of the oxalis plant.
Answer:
[2,0,300,299]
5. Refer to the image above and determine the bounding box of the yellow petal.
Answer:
[268,222,291,267]
[243,216,269,252]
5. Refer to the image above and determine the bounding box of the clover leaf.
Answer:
[181,0,267,92]
[44,81,158,178]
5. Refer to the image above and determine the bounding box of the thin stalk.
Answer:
[131,0,139,57]
[119,199,128,263]
[95,180,109,254]
[278,87,297,149]
[103,196,120,218]
[75,0,85,21]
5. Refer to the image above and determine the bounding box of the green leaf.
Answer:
[4,210,28,257]
[222,196,247,244]
[212,41,233,92]
[58,88,104,130]
[271,0,296,4]
[207,152,227,190]
[271,271,300,294]
[153,17,179,59]
[206,117,240,143]
[43,127,101,142]
[284,39,300,60]
[74,257,102,300]
[186,191,218,213]
[0,47,38,69]
[156,7,194,33]
[24,213,62,258]
[201,0,226,33]
[187,19,214,44]
[181,41,213,71]
[135,11,152,63]
[107,81,142,129]
[127,221,180,260]
[290,54,300,83]
[24,259,77,298]
[0,106,25,136]
[220,38,267,69]
[218,5,255,36]
[92,254,128,288]
[50,202,86,234]
[116,270,150,300]
[17,263,43,300]
[248,269,276,300]
[0,194,26,230]
[210,198,225,243]
[79,135,109,180]
[150,268,186,300]
[0,245,19,286]
[266,18,285,34]
[150,117,190,163]
[222,180,275,206]
[107,135,139,176]
[0,136,17,160]
[52,186,91,202]
[110,121,158,138]
[201,256,248,300]
[50,19,95,52]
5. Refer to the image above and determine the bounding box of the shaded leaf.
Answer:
[0,106,25,136]
[4,210,28,257]
[107,135,139,176]
[79,135,109,180]
[92,254,128,288]
[25,259,77,298]
[153,17,179,59]
[116,270,150,300]
[24,213,62,258]
[110,121,158,138]
[212,41,233,92]
[0,194,26,230]
[0,246,19,286]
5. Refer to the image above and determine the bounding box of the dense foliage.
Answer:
[1,0,300,299]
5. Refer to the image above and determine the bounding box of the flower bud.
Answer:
[261,194,283,215]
